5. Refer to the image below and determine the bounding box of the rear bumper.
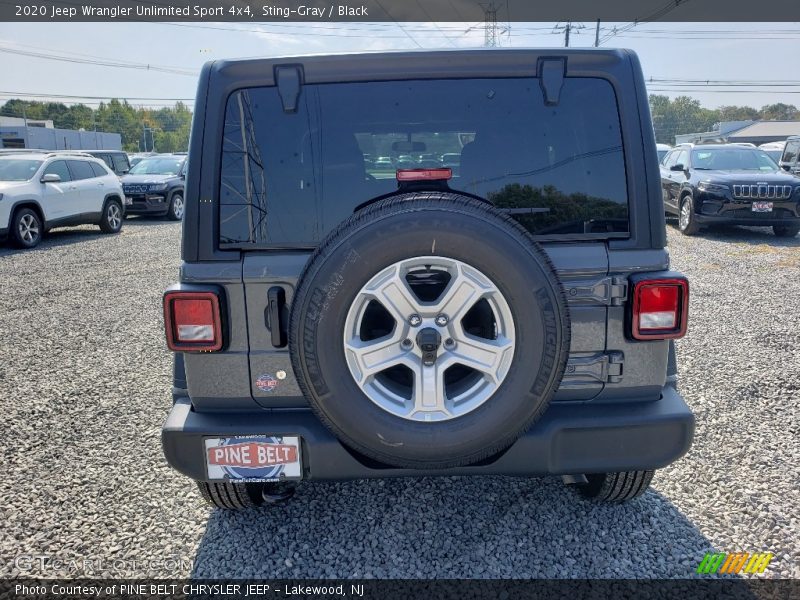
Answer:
[162,386,694,481]
[694,196,800,227]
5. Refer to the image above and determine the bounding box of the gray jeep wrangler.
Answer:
[162,49,693,509]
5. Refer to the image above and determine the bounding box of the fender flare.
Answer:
[7,199,46,227]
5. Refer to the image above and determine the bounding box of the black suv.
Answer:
[121,154,186,220]
[161,49,693,509]
[86,150,131,177]
[661,143,800,237]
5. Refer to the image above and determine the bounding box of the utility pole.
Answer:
[595,19,600,47]
[553,22,584,48]
[481,1,499,47]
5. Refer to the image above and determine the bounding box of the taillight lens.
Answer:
[396,168,452,182]
[163,291,223,352]
[631,278,689,340]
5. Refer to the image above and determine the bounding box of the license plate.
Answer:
[205,435,302,482]
[124,196,133,205]
[752,201,773,212]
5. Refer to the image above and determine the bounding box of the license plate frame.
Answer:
[751,201,773,213]
[204,435,303,482]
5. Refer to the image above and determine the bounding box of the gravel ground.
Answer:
[0,219,798,579]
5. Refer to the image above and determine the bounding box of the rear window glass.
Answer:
[112,154,130,172]
[219,77,628,246]
[783,141,799,163]
[67,160,96,181]
[90,161,109,177]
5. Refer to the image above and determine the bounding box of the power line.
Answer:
[649,77,800,84]
[0,45,197,76]
[647,88,800,94]
[413,0,458,47]
[372,0,424,48]
[0,91,195,101]
[599,0,691,45]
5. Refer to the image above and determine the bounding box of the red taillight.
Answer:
[631,278,689,340]
[396,168,452,182]
[163,291,223,352]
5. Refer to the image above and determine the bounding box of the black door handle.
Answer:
[266,286,287,348]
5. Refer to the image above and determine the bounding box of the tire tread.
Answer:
[580,470,654,503]
[197,482,261,510]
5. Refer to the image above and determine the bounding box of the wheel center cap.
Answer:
[416,327,442,366]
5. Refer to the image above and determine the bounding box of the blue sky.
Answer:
[0,22,798,111]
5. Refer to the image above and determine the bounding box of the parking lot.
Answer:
[0,219,798,579]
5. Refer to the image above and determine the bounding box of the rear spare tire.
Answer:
[289,193,570,469]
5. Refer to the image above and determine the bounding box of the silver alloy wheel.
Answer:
[679,199,691,230]
[343,256,515,422]
[172,195,184,219]
[18,214,40,244]
[107,204,121,230]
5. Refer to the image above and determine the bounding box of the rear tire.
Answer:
[578,470,654,502]
[289,192,570,470]
[678,196,699,236]
[773,224,800,238]
[196,482,264,510]
[99,199,123,234]
[10,208,43,249]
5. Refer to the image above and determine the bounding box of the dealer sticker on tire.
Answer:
[205,436,302,482]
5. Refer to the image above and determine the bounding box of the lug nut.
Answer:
[444,338,455,349]
[401,338,413,350]
[435,314,449,327]
[408,314,422,327]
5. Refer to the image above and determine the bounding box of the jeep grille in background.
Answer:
[732,184,793,200]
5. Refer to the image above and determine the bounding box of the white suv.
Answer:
[0,151,125,249]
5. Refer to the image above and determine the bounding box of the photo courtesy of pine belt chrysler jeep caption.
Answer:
[160,49,694,509]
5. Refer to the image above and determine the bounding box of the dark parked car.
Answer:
[121,154,186,220]
[86,150,131,177]
[661,144,800,237]
[161,49,693,510]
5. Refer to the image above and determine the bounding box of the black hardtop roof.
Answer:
[206,47,634,86]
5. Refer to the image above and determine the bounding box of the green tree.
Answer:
[62,104,95,131]
[649,95,720,144]
[0,97,194,151]
[758,103,798,120]
[716,105,759,122]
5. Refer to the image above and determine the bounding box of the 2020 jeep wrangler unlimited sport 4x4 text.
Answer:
[161,49,693,509]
